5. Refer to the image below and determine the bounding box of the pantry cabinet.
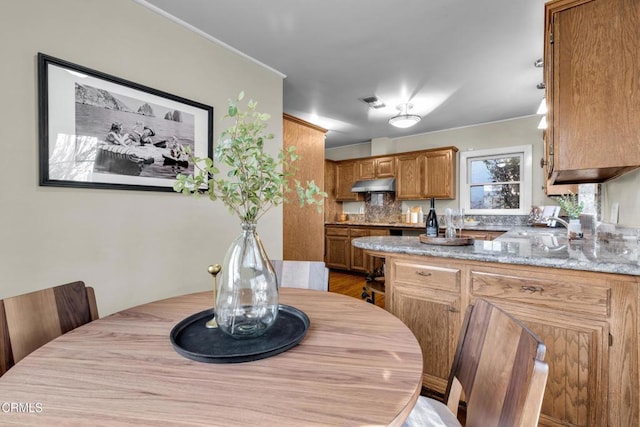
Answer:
[382,252,638,427]
[544,0,640,184]
[283,114,326,261]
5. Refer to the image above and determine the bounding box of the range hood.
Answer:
[350,177,396,193]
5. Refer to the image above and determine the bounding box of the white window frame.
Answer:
[459,145,532,215]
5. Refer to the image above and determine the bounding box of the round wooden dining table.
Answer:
[0,288,423,426]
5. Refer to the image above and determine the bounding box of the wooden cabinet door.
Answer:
[484,302,609,427]
[395,153,424,200]
[469,265,613,426]
[375,156,395,178]
[390,284,461,393]
[335,161,360,201]
[545,0,640,183]
[387,257,463,392]
[423,149,456,199]
[325,227,350,270]
[350,228,390,273]
[349,228,370,273]
[323,160,341,223]
[355,159,375,180]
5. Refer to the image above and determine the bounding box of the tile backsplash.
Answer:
[364,192,402,223]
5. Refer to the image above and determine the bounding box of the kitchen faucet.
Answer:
[542,216,583,240]
[543,216,570,229]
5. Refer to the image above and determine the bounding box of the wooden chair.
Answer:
[0,281,98,376]
[403,298,548,427]
[270,260,329,291]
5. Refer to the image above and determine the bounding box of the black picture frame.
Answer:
[38,53,213,192]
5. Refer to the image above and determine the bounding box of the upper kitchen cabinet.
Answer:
[355,156,395,180]
[283,114,327,261]
[395,152,423,199]
[335,160,362,201]
[396,147,458,200]
[324,160,341,223]
[544,0,640,184]
[423,148,456,199]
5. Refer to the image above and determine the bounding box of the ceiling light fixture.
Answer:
[389,103,421,128]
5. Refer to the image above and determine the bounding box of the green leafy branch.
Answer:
[554,192,584,219]
[173,92,326,223]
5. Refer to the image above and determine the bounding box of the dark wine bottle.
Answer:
[426,198,438,237]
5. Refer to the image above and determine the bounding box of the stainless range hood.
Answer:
[350,177,396,193]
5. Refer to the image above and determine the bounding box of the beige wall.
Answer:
[0,0,284,315]
[602,168,640,227]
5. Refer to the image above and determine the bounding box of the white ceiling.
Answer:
[139,0,547,149]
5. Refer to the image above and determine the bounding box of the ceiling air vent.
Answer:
[361,96,385,109]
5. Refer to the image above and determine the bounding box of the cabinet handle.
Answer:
[416,271,432,277]
[521,285,544,294]
[448,307,458,313]
[540,158,547,168]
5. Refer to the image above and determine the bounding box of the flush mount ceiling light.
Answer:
[361,96,386,109]
[389,103,421,128]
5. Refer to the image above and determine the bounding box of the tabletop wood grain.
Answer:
[0,288,423,426]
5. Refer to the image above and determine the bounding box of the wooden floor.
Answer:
[327,269,385,309]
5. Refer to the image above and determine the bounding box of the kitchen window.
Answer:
[459,145,532,215]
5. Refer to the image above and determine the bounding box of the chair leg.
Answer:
[361,287,374,304]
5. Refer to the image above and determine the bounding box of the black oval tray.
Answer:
[170,304,310,363]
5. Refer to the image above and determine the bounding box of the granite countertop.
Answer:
[352,227,640,276]
[325,221,511,232]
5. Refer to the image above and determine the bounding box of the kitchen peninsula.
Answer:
[353,228,639,427]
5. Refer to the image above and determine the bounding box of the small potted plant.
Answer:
[554,192,584,236]
[174,92,326,338]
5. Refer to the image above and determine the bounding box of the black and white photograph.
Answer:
[38,53,213,192]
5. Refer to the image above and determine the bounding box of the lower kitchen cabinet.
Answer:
[325,226,389,272]
[350,228,389,273]
[383,253,638,427]
[325,226,350,270]
[387,258,462,392]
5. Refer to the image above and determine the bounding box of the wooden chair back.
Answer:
[270,260,329,291]
[445,299,548,427]
[0,281,98,376]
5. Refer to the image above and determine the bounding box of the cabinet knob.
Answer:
[540,158,547,168]
[416,271,432,277]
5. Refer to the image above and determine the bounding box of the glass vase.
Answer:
[215,222,279,339]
